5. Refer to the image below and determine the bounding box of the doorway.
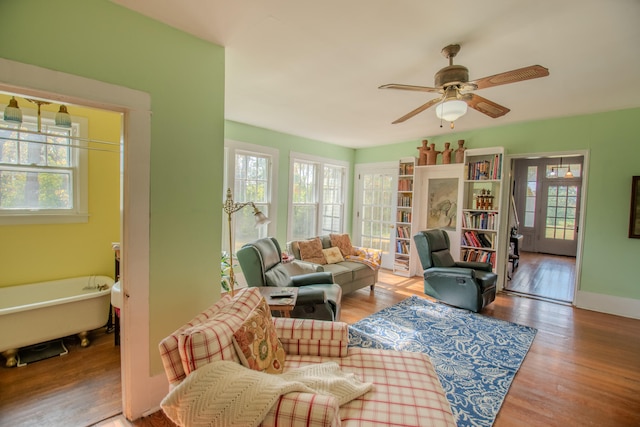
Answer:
[504,153,586,303]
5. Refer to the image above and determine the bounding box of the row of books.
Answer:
[461,249,496,268]
[465,154,502,180]
[396,240,410,255]
[398,178,413,191]
[396,225,411,239]
[399,162,414,176]
[397,194,412,207]
[461,212,498,230]
[397,210,412,223]
[461,230,495,249]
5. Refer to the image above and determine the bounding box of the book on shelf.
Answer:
[466,154,503,180]
[396,240,410,254]
[399,162,414,176]
[461,211,497,229]
[461,249,496,269]
[398,178,413,191]
[396,225,411,239]
[397,194,412,207]
[396,210,412,223]
[462,231,494,249]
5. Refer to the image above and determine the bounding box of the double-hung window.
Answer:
[0,114,87,224]
[289,153,348,240]
[224,142,277,253]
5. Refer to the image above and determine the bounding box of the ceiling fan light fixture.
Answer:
[435,99,468,122]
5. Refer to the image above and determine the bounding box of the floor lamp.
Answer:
[223,188,270,296]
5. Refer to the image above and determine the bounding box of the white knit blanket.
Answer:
[161,361,373,427]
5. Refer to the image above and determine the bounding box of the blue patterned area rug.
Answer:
[348,296,536,427]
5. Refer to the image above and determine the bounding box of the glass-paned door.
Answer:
[354,166,395,269]
[538,180,580,256]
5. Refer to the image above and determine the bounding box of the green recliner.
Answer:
[413,229,497,312]
[236,237,342,321]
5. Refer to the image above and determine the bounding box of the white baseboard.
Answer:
[575,291,640,320]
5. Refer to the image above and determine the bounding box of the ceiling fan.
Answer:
[379,44,549,128]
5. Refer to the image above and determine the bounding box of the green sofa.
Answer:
[287,235,381,296]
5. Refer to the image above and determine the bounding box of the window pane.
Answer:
[231,151,271,250]
[293,161,316,203]
[0,170,72,209]
[291,205,316,239]
[233,205,268,252]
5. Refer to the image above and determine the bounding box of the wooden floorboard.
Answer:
[504,251,576,302]
[3,269,639,427]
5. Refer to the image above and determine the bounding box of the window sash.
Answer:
[0,112,86,223]
[290,155,347,240]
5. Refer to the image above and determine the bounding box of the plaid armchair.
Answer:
[159,288,456,427]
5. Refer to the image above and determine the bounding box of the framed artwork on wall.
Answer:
[427,178,458,230]
[630,176,640,239]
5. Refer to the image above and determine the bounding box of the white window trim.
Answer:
[288,151,349,240]
[0,107,89,225]
[224,139,278,241]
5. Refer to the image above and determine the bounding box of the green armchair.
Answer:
[236,237,342,321]
[413,229,497,312]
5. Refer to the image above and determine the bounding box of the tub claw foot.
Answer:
[2,349,18,368]
[78,331,90,347]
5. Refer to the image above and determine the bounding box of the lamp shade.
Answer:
[435,99,468,122]
[254,211,271,227]
[4,96,23,124]
[55,105,72,128]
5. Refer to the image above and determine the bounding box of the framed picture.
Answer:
[427,178,458,230]
[630,176,640,239]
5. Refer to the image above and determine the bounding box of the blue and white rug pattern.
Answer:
[348,296,537,427]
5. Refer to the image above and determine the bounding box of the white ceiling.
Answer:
[113,0,640,148]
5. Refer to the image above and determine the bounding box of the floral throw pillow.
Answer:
[330,233,355,257]
[232,298,286,374]
[298,237,327,265]
[322,247,345,264]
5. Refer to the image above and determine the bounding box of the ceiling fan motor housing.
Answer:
[435,65,469,88]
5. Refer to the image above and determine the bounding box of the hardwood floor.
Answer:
[3,270,639,426]
[0,327,121,427]
[505,251,576,302]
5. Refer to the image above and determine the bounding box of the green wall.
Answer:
[0,96,121,287]
[355,108,640,301]
[225,120,356,243]
[0,0,225,374]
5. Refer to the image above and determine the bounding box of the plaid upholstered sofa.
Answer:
[158,288,455,427]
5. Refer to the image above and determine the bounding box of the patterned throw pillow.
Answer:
[233,298,286,374]
[330,233,355,257]
[298,237,327,265]
[323,247,345,264]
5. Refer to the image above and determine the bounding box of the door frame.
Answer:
[353,161,397,269]
[501,149,589,304]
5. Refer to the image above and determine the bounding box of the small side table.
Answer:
[257,287,298,318]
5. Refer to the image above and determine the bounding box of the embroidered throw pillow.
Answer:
[298,237,327,265]
[233,298,286,374]
[330,233,355,257]
[323,247,345,264]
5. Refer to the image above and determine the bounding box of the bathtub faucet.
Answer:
[83,283,110,291]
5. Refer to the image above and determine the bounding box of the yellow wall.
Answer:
[0,95,121,287]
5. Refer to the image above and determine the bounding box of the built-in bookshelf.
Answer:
[394,157,416,276]
[461,148,504,272]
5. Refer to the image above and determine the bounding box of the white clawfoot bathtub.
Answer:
[0,275,114,367]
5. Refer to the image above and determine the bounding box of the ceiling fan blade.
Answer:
[379,83,441,93]
[391,97,442,124]
[466,94,510,118]
[469,65,549,90]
